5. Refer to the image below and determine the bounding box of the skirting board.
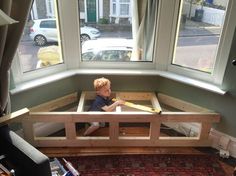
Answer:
[209,128,236,158]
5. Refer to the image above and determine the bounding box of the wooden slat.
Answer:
[29,112,220,123]
[151,92,162,112]
[109,122,119,141]
[83,91,96,100]
[65,122,76,140]
[0,108,29,126]
[199,122,212,140]
[22,120,35,145]
[158,93,211,112]
[33,137,211,147]
[116,92,153,100]
[150,121,161,141]
[77,91,86,112]
[30,92,78,112]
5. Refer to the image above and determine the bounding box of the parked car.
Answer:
[82,38,133,62]
[36,38,133,68]
[30,18,100,46]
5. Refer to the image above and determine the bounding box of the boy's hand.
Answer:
[116,99,125,106]
[112,98,125,106]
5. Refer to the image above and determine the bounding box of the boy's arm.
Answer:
[101,100,124,112]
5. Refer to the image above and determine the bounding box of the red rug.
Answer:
[59,154,225,176]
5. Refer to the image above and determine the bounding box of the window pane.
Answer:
[173,0,229,73]
[79,0,157,63]
[120,4,129,16]
[18,0,63,73]
[113,4,116,15]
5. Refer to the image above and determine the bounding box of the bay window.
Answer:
[11,0,235,90]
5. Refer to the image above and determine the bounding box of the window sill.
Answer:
[10,69,226,95]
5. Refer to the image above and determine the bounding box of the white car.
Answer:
[36,38,133,68]
[82,38,133,62]
[29,18,100,46]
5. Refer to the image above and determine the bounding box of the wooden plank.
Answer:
[77,91,86,112]
[38,146,205,156]
[22,119,35,145]
[109,122,119,141]
[158,93,211,112]
[30,92,78,112]
[32,137,211,147]
[83,91,96,100]
[0,108,29,126]
[150,121,161,141]
[65,122,76,140]
[160,112,220,122]
[29,112,72,122]
[151,92,162,112]
[112,98,161,113]
[29,112,220,123]
[199,122,212,140]
[116,92,153,100]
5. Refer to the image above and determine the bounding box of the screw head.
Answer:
[232,59,236,66]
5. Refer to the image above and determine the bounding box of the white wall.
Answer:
[202,6,225,26]
[183,3,226,26]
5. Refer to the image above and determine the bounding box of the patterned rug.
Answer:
[59,154,225,176]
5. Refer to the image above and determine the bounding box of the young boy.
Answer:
[84,77,124,136]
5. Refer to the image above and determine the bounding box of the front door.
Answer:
[87,0,96,23]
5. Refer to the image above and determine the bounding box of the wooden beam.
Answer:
[116,92,153,100]
[77,91,86,112]
[158,93,211,112]
[151,92,162,112]
[150,121,161,141]
[65,122,77,140]
[30,92,78,112]
[0,108,29,126]
[29,112,220,123]
[32,137,211,147]
[109,122,119,141]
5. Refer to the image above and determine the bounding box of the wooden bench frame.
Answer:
[2,92,220,147]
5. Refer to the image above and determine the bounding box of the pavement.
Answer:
[179,19,221,37]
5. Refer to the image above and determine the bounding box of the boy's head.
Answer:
[94,77,111,97]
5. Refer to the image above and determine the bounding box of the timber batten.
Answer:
[3,92,220,147]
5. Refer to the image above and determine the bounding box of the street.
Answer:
[18,31,220,73]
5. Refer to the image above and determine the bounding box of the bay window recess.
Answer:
[11,0,234,90]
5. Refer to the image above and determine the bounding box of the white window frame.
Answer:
[11,0,235,89]
[12,0,81,84]
[156,0,236,86]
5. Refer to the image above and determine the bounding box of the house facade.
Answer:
[30,0,132,24]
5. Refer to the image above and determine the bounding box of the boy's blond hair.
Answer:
[94,77,111,91]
